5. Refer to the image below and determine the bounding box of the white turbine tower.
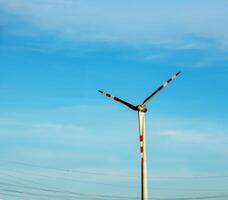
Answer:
[99,71,181,200]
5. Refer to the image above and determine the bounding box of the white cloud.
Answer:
[0,0,228,48]
[154,115,228,144]
[0,118,85,136]
[159,130,205,143]
[159,129,227,144]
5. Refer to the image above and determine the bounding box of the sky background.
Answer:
[0,0,228,199]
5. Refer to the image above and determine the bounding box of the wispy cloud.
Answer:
[159,129,228,144]
[154,115,228,143]
[0,0,228,48]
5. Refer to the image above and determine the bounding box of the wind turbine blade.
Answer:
[99,90,138,111]
[142,71,181,106]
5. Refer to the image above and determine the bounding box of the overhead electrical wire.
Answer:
[1,160,228,199]
[0,171,228,200]
[1,160,228,181]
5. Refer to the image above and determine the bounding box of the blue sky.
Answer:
[0,0,228,199]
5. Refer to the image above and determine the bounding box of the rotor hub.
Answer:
[137,105,147,112]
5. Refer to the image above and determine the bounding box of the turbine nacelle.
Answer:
[137,105,147,113]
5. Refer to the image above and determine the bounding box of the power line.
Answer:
[0,177,228,200]
[0,167,227,194]
[3,187,228,200]
[0,170,137,189]
[2,160,228,181]
[1,161,228,199]
[0,172,228,200]
[0,160,137,179]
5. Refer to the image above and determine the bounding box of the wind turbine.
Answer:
[99,71,181,200]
